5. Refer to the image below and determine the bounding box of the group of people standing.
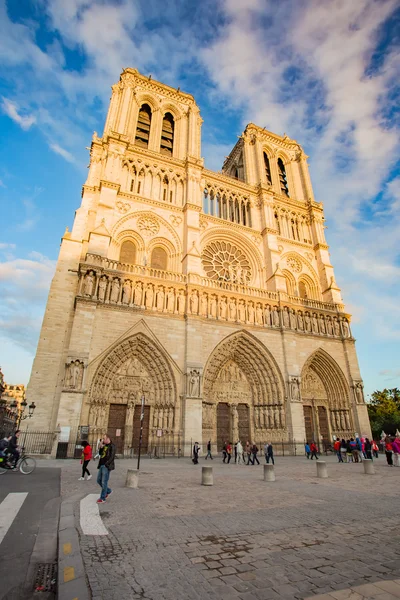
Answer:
[382,436,400,467]
[305,435,400,467]
[193,440,274,465]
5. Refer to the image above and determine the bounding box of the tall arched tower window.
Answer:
[120,241,137,265]
[277,158,289,196]
[151,247,168,270]
[160,112,174,156]
[264,153,272,185]
[298,281,308,299]
[135,104,152,148]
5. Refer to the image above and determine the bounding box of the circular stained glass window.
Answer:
[202,241,251,284]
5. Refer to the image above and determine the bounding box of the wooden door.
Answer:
[132,405,150,453]
[318,406,329,446]
[217,403,230,451]
[107,404,127,454]
[237,404,250,444]
[303,405,313,443]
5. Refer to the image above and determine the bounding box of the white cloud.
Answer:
[0,242,16,250]
[1,97,36,130]
[50,143,76,163]
[0,250,56,354]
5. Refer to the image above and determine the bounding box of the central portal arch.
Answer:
[202,331,286,449]
[87,333,178,454]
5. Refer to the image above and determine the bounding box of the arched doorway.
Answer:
[301,349,352,448]
[202,332,286,450]
[88,333,177,455]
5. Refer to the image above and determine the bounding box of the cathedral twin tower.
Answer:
[27,68,371,455]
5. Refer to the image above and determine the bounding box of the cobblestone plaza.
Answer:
[60,455,400,600]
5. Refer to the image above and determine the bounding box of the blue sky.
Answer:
[0,0,399,398]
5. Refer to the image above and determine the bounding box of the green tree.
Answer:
[367,388,400,439]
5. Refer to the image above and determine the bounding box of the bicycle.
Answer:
[0,448,36,475]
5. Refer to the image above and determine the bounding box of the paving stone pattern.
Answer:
[63,456,400,600]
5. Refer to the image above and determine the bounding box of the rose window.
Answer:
[202,241,251,284]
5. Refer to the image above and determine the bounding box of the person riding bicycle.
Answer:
[0,434,11,458]
[7,430,21,466]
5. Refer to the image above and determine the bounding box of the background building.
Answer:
[26,68,371,455]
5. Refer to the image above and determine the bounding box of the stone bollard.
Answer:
[316,461,328,478]
[263,464,275,482]
[125,469,139,488]
[363,459,375,475]
[202,466,213,486]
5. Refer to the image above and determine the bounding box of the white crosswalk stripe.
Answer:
[0,492,28,545]
[80,494,108,535]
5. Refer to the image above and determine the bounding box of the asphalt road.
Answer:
[0,466,60,600]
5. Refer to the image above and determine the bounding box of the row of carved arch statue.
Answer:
[79,271,351,339]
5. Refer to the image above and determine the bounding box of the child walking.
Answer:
[79,440,93,480]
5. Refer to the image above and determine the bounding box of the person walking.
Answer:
[266,442,274,465]
[392,436,400,467]
[79,440,92,480]
[340,438,347,463]
[372,440,379,458]
[304,442,310,459]
[346,439,353,462]
[205,440,213,460]
[310,441,319,460]
[246,441,253,465]
[226,442,232,464]
[234,441,238,464]
[350,438,358,462]
[264,442,269,463]
[364,437,372,460]
[222,441,228,463]
[385,437,393,466]
[96,434,115,504]
[252,443,260,465]
[355,437,363,462]
[236,440,243,464]
[334,438,343,462]
[192,441,200,464]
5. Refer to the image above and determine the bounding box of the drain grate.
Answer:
[34,562,57,593]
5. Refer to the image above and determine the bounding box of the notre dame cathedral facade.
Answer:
[27,68,371,455]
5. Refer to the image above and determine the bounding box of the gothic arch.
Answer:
[88,332,177,407]
[109,229,145,263]
[203,331,285,405]
[281,251,321,299]
[301,348,350,409]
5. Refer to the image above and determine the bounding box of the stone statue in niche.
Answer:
[271,306,279,327]
[210,295,217,318]
[65,360,84,389]
[333,317,340,336]
[290,377,301,401]
[229,299,237,320]
[189,290,199,314]
[297,311,304,330]
[282,306,289,328]
[326,317,333,335]
[84,271,95,297]
[256,303,263,325]
[289,308,297,329]
[312,313,319,333]
[238,300,245,322]
[355,382,364,404]
[156,287,165,310]
[319,314,326,334]
[177,290,185,314]
[304,312,312,332]
[264,305,271,326]
[248,302,255,324]
[98,276,107,302]
[231,404,239,440]
[134,281,143,305]
[188,370,200,397]
[110,278,120,303]
[167,288,175,312]
[342,318,350,338]
[145,284,154,308]
[200,293,208,317]
[219,297,227,319]
[122,280,131,304]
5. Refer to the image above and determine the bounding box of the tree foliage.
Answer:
[367,388,400,439]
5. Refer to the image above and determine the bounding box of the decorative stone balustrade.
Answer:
[78,258,352,341]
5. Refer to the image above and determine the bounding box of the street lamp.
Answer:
[10,395,36,428]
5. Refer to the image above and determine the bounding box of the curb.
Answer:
[58,494,91,600]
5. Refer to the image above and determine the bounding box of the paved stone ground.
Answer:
[60,455,400,600]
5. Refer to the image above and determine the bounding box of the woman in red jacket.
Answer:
[79,441,93,480]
